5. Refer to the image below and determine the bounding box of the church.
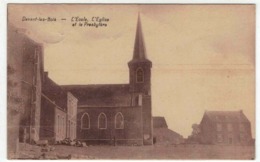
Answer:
[62,15,153,145]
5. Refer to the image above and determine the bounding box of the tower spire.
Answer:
[132,13,147,60]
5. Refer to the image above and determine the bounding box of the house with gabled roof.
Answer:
[199,110,252,145]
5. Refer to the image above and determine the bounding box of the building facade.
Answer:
[19,36,43,144]
[7,24,44,152]
[40,93,67,143]
[7,25,79,145]
[199,110,252,145]
[62,15,153,145]
[8,25,24,158]
[67,92,78,140]
[40,73,78,143]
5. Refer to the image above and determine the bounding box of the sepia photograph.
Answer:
[7,4,255,159]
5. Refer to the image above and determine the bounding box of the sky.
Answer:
[8,4,255,138]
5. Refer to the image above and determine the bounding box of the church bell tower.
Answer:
[128,14,153,145]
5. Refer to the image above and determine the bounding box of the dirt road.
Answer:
[53,144,254,160]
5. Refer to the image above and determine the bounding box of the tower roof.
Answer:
[132,14,148,61]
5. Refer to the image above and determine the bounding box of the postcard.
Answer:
[7,4,255,159]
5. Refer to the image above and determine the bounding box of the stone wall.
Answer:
[7,24,43,157]
[7,25,24,158]
[12,29,43,144]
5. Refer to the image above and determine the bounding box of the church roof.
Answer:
[61,84,132,107]
[129,14,151,64]
[203,110,250,123]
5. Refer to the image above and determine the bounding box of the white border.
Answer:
[0,1,258,162]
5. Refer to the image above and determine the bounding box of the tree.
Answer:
[187,123,201,143]
[192,123,201,137]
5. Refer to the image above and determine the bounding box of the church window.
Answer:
[136,68,144,83]
[115,112,124,129]
[81,113,90,129]
[98,113,107,129]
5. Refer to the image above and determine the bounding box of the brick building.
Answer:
[62,15,153,145]
[199,110,253,145]
[40,73,78,143]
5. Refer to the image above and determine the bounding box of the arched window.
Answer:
[98,113,107,129]
[136,68,144,83]
[115,112,124,129]
[81,113,90,129]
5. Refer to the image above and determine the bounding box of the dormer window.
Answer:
[136,68,144,83]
